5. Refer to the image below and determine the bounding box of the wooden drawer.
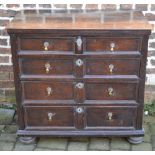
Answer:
[85,82,138,100]
[24,105,137,130]
[86,106,137,128]
[24,106,75,129]
[20,37,75,51]
[20,58,73,76]
[86,58,140,75]
[22,81,74,100]
[85,37,141,52]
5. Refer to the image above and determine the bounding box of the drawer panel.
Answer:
[86,59,140,75]
[85,82,138,100]
[86,106,137,128]
[24,106,75,128]
[20,58,73,75]
[23,81,74,100]
[86,37,140,51]
[20,38,75,51]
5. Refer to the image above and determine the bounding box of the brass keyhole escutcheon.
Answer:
[76,36,82,51]
[75,83,84,89]
[75,59,83,67]
[76,107,84,114]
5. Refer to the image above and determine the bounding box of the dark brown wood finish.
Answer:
[85,82,138,100]
[136,35,150,129]
[24,106,75,129]
[20,37,75,52]
[19,58,74,76]
[86,106,137,129]
[10,34,25,129]
[7,10,152,144]
[85,58,140,75]
[22,81,74,100]
[85,37,141,51]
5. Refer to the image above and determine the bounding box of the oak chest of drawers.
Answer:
[7,10,152,144]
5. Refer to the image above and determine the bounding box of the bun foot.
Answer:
[127,137,143,144]
[18,136,36,144]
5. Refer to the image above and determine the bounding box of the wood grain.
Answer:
[7,10,153,32]
[7,10,152,140]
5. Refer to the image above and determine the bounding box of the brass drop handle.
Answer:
[76,36,82,51]
[48,112,56,121]
[75,59,83,67]
[75,83,84,89]
[110,42,115,51]
[76,107,84,114]
[44,41,49,51]
[108,87,114,96]
[46,87,53,96]
[108,112,113,120]
[109,64,114,74]
[45,62,51,73]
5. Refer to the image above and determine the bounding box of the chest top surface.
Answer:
[7,10,153,32]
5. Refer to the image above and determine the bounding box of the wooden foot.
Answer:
[18,136,36,144]
[127,137,143,144]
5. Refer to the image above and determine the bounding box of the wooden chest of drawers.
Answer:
[7,10,152,144]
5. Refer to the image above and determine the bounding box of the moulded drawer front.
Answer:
[24,106,75,128]
[86,106,137,128]
[86,59,140,75]
[20,37,75,51]
[20,58,74,76]
[23,81,74,100]
[85,37,141,51]
[85,82,138,100]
